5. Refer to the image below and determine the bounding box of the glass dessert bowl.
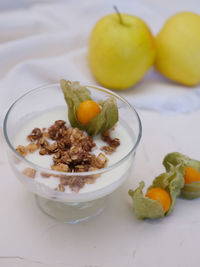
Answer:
[3,82,142,223]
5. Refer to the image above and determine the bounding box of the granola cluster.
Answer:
[16,120,121,192]
[100,131,120,155]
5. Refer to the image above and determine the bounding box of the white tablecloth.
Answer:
[1,1,200,267]
[0,0,200,125]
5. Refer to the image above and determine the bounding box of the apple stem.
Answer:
[113,6,124,25]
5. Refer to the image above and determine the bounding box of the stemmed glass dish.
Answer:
[3,83,142,223]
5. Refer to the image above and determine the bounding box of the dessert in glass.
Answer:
[3,80,142,223]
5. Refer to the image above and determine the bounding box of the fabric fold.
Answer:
[0,0,200,126]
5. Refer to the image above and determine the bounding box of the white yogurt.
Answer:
[14,107,134,196]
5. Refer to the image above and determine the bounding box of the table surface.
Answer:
[1,0,200,266]
[1,109,200,267]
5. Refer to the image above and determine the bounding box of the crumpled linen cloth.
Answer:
[0,0,200,124]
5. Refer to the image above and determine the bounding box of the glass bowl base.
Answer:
[35,195,108,223]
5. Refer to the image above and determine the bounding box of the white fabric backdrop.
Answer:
[0,0,200,123]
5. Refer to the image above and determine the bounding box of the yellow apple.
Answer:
[155,12,200,86]
[89,12,156,90]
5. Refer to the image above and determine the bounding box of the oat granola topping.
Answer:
[16,120,120,192]
[23,167,36,178]
[48,120,68,140]
[27,128,42,141]
[16,145,27,157]
[100,131,120,154]
[100,145,116,155]
[27,142,38,153]
[51,163,69,172]
[101,131,120,147]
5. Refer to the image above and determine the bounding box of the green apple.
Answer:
[155,12,200,86]
[89,11,156,90]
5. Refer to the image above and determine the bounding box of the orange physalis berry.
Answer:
[184,166,200,184]
[145,187,171,213]
[77,100,101,125]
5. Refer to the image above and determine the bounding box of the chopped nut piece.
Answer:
[27,142,38,153]
[23,168,36,178]
[100,145,116,155]
[27,128,42,141]
[16,145,27,157]
[80,136,96,152]
[56,184,65,192]
[75,165,90,172]
[39,148,49,155]
[70,145,79,154]
[51,163,69,172]
[57,136,71,150]
[53,151,61,159]
[72,127,83,140]
[37,137,49,148]
[48,120,67,140]
[110,138,120,147]
[94,153,108,169]
[101,131,120,148]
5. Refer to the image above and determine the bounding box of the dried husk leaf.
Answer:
[60,79,118,136]
[129,181,165,220]
[128,164,184,220]
[163,152,200,199]
[149,164,185,215]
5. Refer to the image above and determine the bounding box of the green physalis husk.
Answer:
[129,181,165,220]
[163,152,200,172]
[163,152,200,199]
[60,79,118,136]
[148,164,184,215]
[128,164,184,220]
[181,182,200,199]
